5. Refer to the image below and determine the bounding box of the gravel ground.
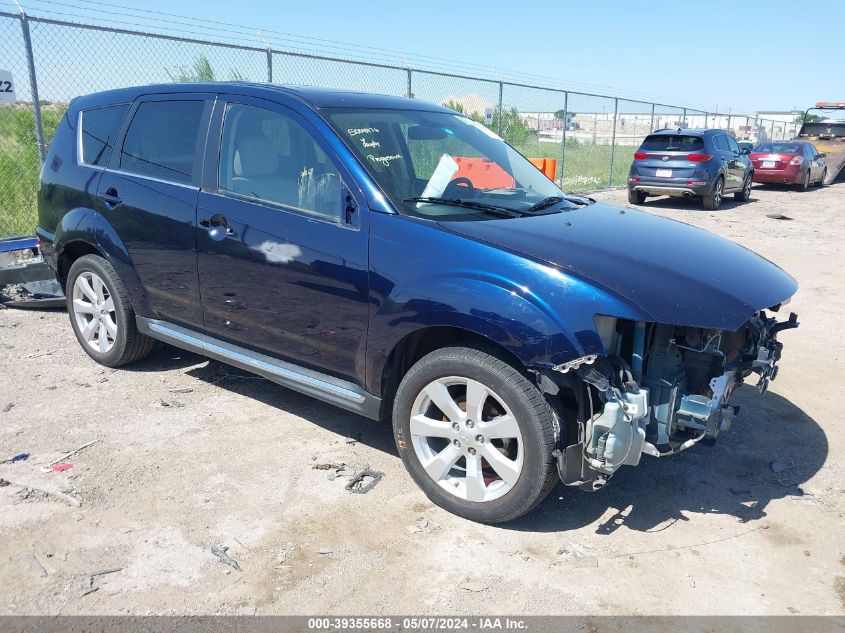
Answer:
[1,181,844,616]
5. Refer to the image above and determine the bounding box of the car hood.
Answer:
[438,202,798,330]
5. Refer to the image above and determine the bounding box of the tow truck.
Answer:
[797,102,845,185]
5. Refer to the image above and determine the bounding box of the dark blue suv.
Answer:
[627,128,754,209]
[37,84,797,523]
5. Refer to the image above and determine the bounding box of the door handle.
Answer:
[98,187,122,209]
[200,214,235,240]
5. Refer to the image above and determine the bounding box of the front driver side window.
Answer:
[219,103,342,222]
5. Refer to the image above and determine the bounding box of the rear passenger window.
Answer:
[218,103,342,222]
[80,104,129,167]
[120,100,205,184]
[713,135,727,151]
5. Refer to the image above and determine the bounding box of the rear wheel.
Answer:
[67,254,154,367]
[392,347,558,524]
[734,174,752,201]
[797,168,810,192]
[702,177,723,210]
[627,189,647,205]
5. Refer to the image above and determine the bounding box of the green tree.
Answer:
[168,55,248,83]
[441,100,533,147]
[795,113,821,124]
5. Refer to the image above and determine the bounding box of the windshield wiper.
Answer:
[523,195,593,213]
[524,196,565,213]
[404,197,522,218]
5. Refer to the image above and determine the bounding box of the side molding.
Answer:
[136,317,382,420]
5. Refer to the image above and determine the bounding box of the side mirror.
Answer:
[818,152,827,158]
[740,147,751,155]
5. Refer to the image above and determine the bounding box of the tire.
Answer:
[702,177,723,210]
[66,254,154,367]
[392,347,558,524]
[734,174,752,202]
[797,168,810,192]
[817,168,827,187]
[627,188,646,205]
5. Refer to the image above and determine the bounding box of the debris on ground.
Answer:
[317,546,334,555]
[167,387,193,394]
[81,567,122,596]
[326,468,350,480]
[1,402,13,413]
[345,465,383,494]
[766,213,793,221]
[39,439,99,473]
[25,553,47,577]
[160,399,185,408]
[11,481,81,507]
[211,545,242,571]
[406,517,429,534]
[1,452,28,464]
[51,463,72,472]
[0,478,9,487]
[313,462,345,471]
[458,579,487,592]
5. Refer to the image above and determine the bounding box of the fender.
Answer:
[92,212,153,317]
[365,212,648,394]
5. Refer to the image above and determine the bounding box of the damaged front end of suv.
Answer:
[551,309,798,490]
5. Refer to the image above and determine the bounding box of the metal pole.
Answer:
[559,91,568,188]
[704,112,709,128]
[406,68,412,98]
[266,48,273,83]
[682,108,687,127]
[727,114,732,133]
[649,102,655,132]
[18,10,46,162]
[608,97,618,187]
[497,81,503,136]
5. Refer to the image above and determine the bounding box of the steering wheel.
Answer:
[443,177,475,198]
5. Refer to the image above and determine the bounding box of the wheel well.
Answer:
[378,326,527,420]
[57,240,101,289]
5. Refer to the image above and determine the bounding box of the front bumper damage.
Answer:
[551,309,799,490]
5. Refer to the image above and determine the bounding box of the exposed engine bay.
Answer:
[550,310,799,490]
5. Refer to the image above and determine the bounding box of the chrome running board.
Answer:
[136,317,382,419]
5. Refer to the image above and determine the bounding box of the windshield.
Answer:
[326,108,577,219]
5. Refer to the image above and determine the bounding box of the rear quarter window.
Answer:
[119,100,206,184]
[80,104,129,167]
[639,135,704,151]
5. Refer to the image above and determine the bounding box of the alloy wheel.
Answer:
[72,271,117,354]
[713,180,722,206]
[409,376,524,503]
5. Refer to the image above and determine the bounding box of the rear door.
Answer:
[195,95,370,380]
[97,93,213,329]
[724,135,746,190]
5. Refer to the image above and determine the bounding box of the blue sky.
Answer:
[13,0,845,113]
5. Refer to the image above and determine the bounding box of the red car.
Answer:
[750,140,828,190]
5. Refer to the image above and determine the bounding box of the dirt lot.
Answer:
[1,181,844,616]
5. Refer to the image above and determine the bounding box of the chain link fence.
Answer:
[0,9,804,237]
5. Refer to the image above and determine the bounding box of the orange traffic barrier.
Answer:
[453,157,515,189]
[528,158,557,181]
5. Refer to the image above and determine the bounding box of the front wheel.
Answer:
[392,347,558,524]
[817,168,827,187]
[703,177,723,210]
[734,174,752,201]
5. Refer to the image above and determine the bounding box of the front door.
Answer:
[97,94,212,328]
[195,96,369,382]
[723,135,746,191]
